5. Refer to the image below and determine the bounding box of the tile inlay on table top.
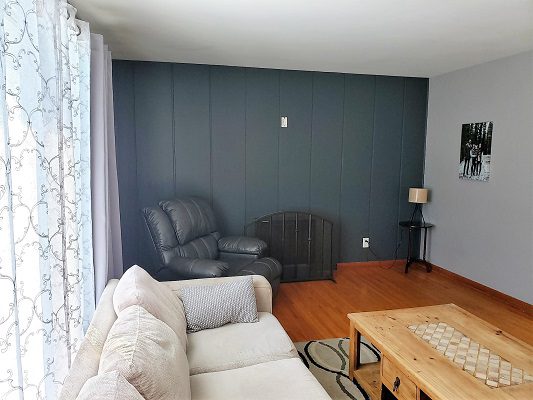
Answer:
[408,322,533,389]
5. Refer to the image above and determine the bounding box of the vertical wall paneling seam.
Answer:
[276,71,281,213]
[421,81,429,187]
[367,76,377,261]
[243,68,247,233]
[132,64,140,263]
[338,74,347,263]
[419,81,429,260]
[171,65,176,196]
[308,73,315,212]
[208,67,213,206]
[396,79,407,246]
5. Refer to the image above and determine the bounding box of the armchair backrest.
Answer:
[143,197,220,265]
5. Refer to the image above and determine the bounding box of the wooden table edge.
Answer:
[347,304,533,400]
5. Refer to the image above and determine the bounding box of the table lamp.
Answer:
[408,188,428,225]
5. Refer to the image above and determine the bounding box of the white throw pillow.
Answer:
[180,276,258,333]
[113,265,187,350]
[99,305,191,400]
[76,371,144,400]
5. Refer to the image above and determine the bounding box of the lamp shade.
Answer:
[408,188,428,204]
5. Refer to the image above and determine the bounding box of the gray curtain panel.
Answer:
[91,33,124,301]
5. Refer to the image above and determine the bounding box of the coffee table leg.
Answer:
[349,321,361,380]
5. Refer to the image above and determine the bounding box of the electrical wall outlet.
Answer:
[280,116,288,128]
[362,237,370,248]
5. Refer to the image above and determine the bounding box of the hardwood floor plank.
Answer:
[273,263,533,343]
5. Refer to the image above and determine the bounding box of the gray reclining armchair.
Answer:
[142,197,282,296]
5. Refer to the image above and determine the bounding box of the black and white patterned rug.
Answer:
[295,337,380,400]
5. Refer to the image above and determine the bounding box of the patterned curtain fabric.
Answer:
[0,1,95,399]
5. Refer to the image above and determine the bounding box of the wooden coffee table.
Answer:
[347,304,533,400]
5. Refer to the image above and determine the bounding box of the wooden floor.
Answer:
[273,262,533,344]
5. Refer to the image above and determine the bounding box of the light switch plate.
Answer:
[281,116,288,128]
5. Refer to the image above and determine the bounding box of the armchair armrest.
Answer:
[156,256,229,280]
[218,236,267,256]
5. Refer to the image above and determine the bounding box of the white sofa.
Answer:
[60,275,330,400]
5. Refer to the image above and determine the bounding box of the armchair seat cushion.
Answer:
[233,257,281,279]
[234,257,282,297]
[186,312,297,375]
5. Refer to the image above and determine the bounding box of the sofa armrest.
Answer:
[218,236,267,256]
[156,256,229,280]
[163,275,272,313]
[59,279,119,400]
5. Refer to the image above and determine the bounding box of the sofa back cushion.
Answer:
[180,276,258,333]
[76,371,144,400]
[113,265,187,350]
[99,305,191,400]
[160,198,217,245]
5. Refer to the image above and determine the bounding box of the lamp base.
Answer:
[409,203,426,226]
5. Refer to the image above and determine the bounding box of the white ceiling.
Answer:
[71,0,533,77]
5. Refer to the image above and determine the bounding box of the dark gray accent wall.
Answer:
[113,61,428,269]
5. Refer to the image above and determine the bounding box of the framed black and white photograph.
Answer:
[459,121,493,181]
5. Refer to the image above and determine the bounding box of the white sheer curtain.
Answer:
[90,33,123,302]
[0,1,95,399]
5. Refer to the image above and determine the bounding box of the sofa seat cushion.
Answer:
[187,312,298,375]
[190,358,331,400]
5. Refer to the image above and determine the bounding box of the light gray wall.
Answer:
[424,51,533,303]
